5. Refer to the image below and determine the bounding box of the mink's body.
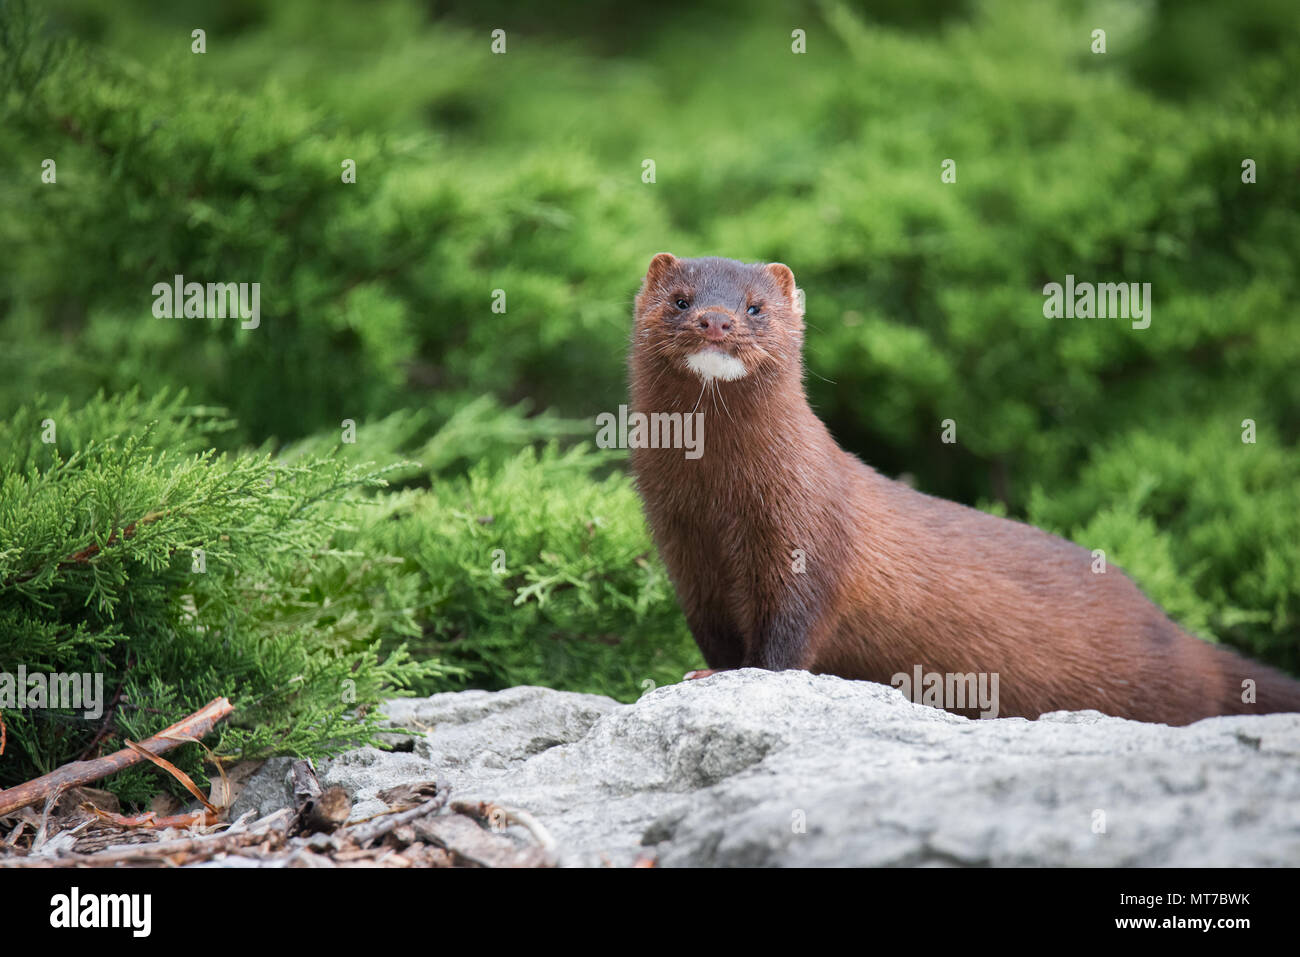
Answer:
[629,253,1300,725]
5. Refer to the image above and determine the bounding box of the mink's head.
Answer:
[632,254,804,386]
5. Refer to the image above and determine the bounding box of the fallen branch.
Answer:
[0,828,283,868]
[0,697,233,818]
[348,787,450,847]
[83,807,223,830]
[451,799,557,852]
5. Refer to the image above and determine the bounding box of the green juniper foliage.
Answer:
[0,391,691,802]
[0,392,446,803]
[360,443,697,697]
[280,398,696,695]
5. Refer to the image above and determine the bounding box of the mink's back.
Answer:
[817,454,1300,723]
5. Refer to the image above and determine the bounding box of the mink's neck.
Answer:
[633,360,806,420]
[630,358,831,463]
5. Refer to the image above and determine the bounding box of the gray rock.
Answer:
[243,670,1300,866]
[227,757,296,823]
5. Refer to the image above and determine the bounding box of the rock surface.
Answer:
[238,669,1300,866]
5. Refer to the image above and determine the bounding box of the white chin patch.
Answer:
[685,348,747,382]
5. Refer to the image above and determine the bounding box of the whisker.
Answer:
[805,364,837,385]
[689,378,707,416]
[715,379,733,423]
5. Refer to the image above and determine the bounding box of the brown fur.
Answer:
[629,254,1300,725]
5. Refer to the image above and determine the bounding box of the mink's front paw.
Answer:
[683,669,719,681]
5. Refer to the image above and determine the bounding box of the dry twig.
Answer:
[0,697,233,817]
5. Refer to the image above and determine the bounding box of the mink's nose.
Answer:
[698,309,733,342]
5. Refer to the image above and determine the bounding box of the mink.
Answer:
[628,253,1300,724]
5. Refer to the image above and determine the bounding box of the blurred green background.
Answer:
[2,0,1299,701]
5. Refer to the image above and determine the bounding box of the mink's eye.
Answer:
[747,304,762,316]
[675,298,690,310]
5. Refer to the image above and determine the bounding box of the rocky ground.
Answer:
[231,669,1300,866]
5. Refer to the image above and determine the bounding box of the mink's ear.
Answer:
[765,262,802,316]
[645,252,679,285]
[635,253,679,318]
